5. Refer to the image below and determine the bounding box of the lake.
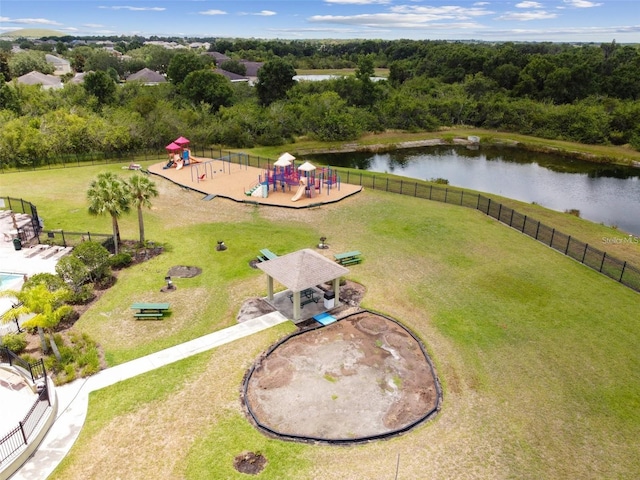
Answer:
[304,145,640,235]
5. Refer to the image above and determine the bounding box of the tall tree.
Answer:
[255,58,296,106]
[127,174,159,243]
[83,71,117,106]
[181,70,234,112]
[87,172,130,254]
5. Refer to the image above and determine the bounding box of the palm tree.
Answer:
[87,172,130,254]
[127,174,158,244]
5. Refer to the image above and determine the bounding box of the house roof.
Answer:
[204,51,231,63]
[240,61,263,77]
[16,71,62,87]
[256,249,349,292]
[45,54,70,66]
[214,68,248,82]
[69,71,92,84]
[127,68,166,83]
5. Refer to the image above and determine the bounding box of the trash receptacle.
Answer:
[12,238,22,251]
[323,290,335,309]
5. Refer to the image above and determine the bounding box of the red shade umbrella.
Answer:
[165,142,181,151]
[174,136,190,145]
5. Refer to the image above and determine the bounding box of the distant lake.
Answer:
[304,145,640,235]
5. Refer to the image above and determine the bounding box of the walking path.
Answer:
[10,311,289,480]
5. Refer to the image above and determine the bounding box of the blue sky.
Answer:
[1,1,637,43]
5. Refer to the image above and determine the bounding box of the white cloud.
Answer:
[563,0,602,7]
[390,5,493,18]
[199,9,227,16]
[516,1,543,8]
[98,6,165,12]
[83,23,106,28]
[5,17,63,26]
[325,0,392,4]
[497,10,558,20]
[473,1,490,5]
[240,10,277,16]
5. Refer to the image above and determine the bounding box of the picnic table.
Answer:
[257,248,278,262]
[130,302,170,320]
[334,250,362,266]
[288,288,319,307]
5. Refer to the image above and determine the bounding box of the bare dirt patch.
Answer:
[244,311,440,442]
[233,451,267,475]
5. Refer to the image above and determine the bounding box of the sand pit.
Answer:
[243,311,441,443]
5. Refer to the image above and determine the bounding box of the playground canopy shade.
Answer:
[165,142,181,151]
[298,161,316,172]
[174,136,190,145]
[278,152,296,163]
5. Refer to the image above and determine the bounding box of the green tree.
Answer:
[127,174,159,243]
[83,71,117,106]
[8,50,54,77]
[167,52,208,84]
[219,59,247,76]
[181,70,234,112]
[255,58,296,106]
[2,284,72,361]
[87,172,131,254]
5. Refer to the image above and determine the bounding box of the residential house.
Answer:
[45,54,72,75]
[15,71,62,90]
[126,68,166,85]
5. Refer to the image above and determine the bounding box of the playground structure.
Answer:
[148,148,362,207]
[255,160,341,201]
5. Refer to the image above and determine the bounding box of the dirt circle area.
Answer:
[233,451,267,475]
[167,265,202,278]
[243,311,441,443]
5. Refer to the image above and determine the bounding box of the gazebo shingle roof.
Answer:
[256,249,349,292]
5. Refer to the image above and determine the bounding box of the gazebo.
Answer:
[256,249,349,321]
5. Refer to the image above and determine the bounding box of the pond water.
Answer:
[304,145,640,235]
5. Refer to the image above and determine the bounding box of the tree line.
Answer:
[1,38,639,170]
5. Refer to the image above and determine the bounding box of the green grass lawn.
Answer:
[3,159,639,479]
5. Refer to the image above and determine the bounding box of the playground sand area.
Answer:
[148,159,363,207]
[243,311,440,442]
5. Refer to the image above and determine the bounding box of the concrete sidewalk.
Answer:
[10,311,289,480]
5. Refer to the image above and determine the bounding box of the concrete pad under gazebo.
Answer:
[256,249,349,322]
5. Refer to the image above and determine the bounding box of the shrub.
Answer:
[110,252,132,269]
[1,332,27,353]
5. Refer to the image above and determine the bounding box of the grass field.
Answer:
[2,159,639,479]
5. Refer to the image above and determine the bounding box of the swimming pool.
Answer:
[0,273,24,292]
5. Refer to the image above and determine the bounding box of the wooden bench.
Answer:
[131,302,170,320]
[334,250,362,266]
[257,248,278,262]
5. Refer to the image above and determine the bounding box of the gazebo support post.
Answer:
[266,276,274,301]
[332,278,341,305]
[293,292,302,321]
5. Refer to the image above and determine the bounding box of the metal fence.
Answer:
[3,150,639,293]
[0,382,51,466]
[0,197,41,243]
[0,348,50,466]
[335,170,640,293]
[38,229,113,251]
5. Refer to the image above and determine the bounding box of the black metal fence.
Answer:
[335,169,640,293]
[3,150,639,293]
[39,229,113,251]
[0,348,51,466]
[1,197,41,243]
[0,347,47,382]
[0,382,51,466]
